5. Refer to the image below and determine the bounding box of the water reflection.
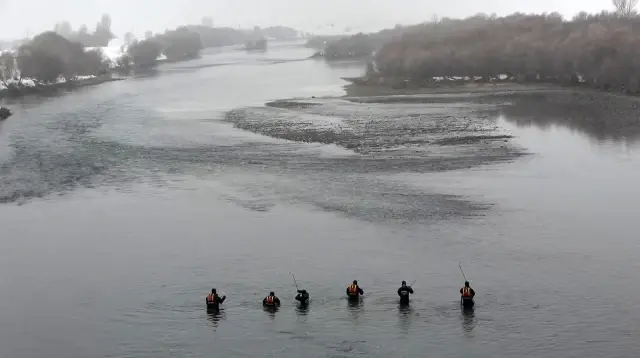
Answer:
[397,304,414,334]
[347,297,364,321]
[460,306,476,336]
[295,302,310,316]
[263,305,279,319]
[206,308,226,330]
[499,96,640,144]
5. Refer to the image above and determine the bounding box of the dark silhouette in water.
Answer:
[206,308,225,330]
[346,295,364,321]
[346,280,364,299]
[461,307,477,335]
[205,288,226,311]
[397,304,414,334]
[295,302,310,316]
[262,291,280,318]
[460,281,475,309]
[295,289,310,305]
[397,280,414,305]
[0,107,11,120]
[462,299,475,310]
[263,291,281,307]
[263,305,278,319]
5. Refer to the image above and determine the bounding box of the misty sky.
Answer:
[0,0,618,40]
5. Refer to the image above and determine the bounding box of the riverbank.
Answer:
[0,75,124,100]
[342,80,560,97]
[342,74,640,99]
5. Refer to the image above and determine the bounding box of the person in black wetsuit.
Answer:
[295,289,310,305]
[205,288,226,310]
[263,291,281,307]
[397,280,414,305]
[346,280,364,299]
[460,281,475,309]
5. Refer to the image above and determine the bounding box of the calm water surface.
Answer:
[0,42,639,358]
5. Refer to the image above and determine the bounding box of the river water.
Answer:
[0,42,639,358]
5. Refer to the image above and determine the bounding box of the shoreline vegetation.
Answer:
[0,14,300,102]
[312,0,640,98]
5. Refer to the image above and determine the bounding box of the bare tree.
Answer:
[613,0,638,16]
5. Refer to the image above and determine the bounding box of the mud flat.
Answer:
[224,78,640,176]
[225,92,523,175]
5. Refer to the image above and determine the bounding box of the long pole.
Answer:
[458,263,468,282]
[409,280,416,287]
[290,272,299,291]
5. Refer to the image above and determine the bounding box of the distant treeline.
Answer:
[323,1,640,92]
[308,24,422,60]
[1,17,302,89]
[180,25,298,48]
[0,28,204,89]
[52,15,299,50]
[318,25,416,60]
[121,25,299,68]
[1,32,110,87]
[122,27,204,69]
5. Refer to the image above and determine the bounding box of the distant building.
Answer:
[202,17,214,27]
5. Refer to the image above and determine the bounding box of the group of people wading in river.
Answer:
[205,279,476,311]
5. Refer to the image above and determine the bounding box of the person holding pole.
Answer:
[397,280,415,305]
[460,281,475,308]
[295,289,310,305]
[458,263,476,309]
[290,273,310,305]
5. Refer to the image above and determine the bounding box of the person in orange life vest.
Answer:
[346,280,364,298]
[263,291,281,307]
[206,288,226,309]
[460,281,475,301]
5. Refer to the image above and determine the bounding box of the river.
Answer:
[0,42,639,358]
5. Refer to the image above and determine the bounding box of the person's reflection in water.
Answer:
[347,297,364,321]
[397,304,414,335]
[295,302,310,317]
[460,307,477,336]
[263,305,278,320]
[206,307,226,330]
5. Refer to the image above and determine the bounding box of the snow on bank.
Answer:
[2,37,172,91]
[85,38,128,68]
[0,75,98,91]
[86,38,167,66]
[0,40,117,90]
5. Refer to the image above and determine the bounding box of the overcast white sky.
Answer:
[0,0,618,40]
